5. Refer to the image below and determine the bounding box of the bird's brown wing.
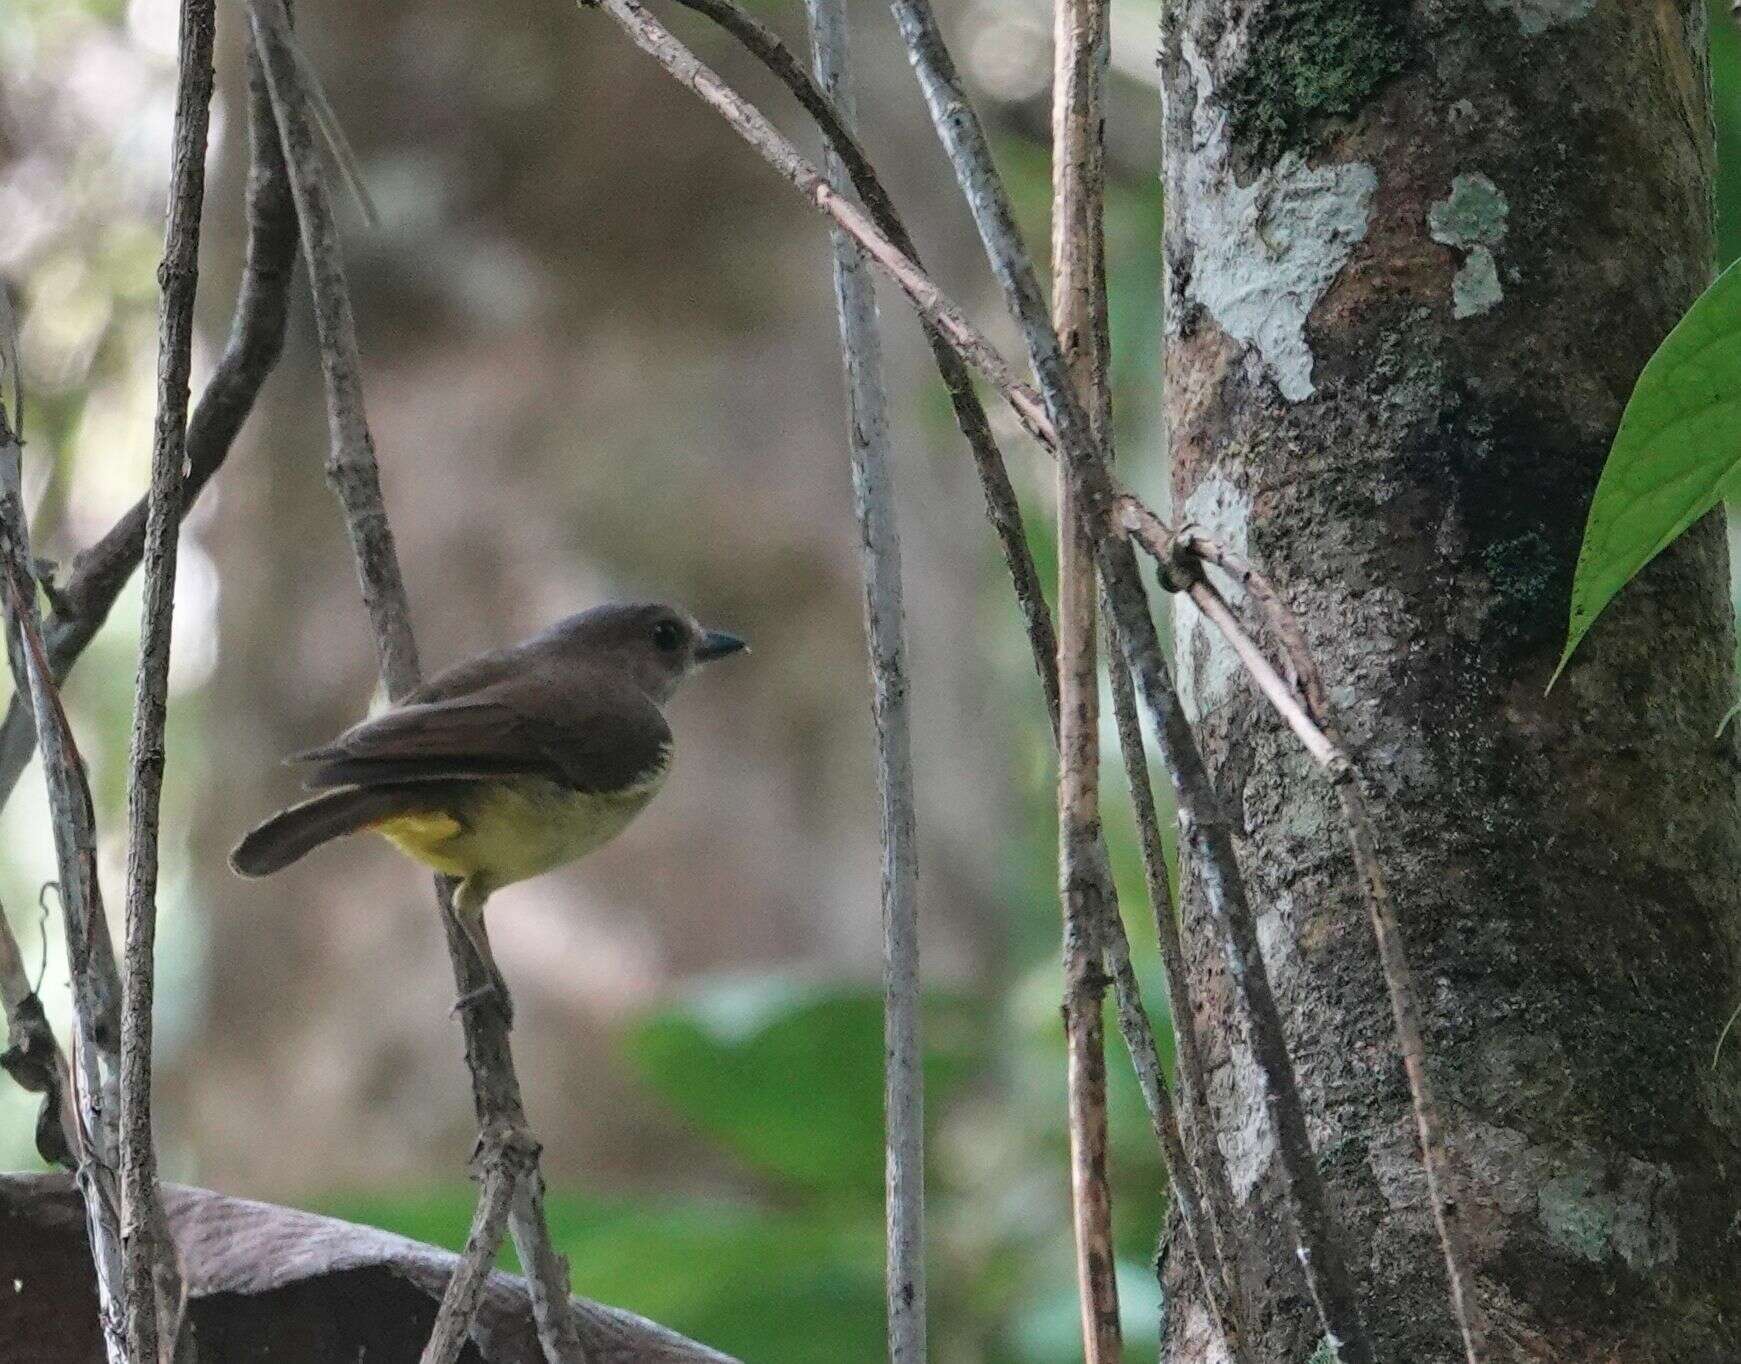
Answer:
[291,680,671,795]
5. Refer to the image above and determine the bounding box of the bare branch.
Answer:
[583,0,1056,452]
[248,0,419,696]
[118,2,217,1356]
[1051,0,1119,1355]
[508,1164,590,1364]
[0,435,127,1363]
[1098,909,1242,1354]
[0,33,298,819]
[420,1138,521,1364]
[799,0,926,1355]
[248,6,588,1356]
[1102,649,1244,1336]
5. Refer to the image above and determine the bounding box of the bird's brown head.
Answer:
[543,601,746,703]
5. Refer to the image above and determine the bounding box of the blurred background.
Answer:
[2,1,1738,1360]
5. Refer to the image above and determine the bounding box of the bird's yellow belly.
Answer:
[372,774,663,889]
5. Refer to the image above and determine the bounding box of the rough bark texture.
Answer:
[1159,2,1740,1361]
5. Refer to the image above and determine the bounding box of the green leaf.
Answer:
[621,977,982,1203]
[1557,257,1741,683]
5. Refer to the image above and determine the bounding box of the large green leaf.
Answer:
[622,977,983,1203]
[1557,257,1741,682]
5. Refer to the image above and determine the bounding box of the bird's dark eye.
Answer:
[652,620,683,653]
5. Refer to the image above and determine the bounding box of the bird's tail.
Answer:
[230,785,439,877]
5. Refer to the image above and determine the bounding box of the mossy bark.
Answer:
[1160,2,1741,1359]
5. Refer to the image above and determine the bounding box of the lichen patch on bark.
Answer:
[1429,173,1509,317]
[1178,30,1378,403]
[1452,247,1503,317]
[1215,1037,1278,1203]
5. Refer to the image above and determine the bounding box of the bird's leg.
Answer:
[447,878,514,1027]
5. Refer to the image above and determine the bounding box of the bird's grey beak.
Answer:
[696,628,748,661]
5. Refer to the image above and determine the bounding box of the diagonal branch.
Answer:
[247,3,586,1358]
[1,427,127,1364]
[0,30,299,820]
[120,1,218,1357]
[419,1128,525,1364]
[801,0,926,1357]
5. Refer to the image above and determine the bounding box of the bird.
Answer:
[230,601,747,1022]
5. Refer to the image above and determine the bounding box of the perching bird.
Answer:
[230,602,747,1020]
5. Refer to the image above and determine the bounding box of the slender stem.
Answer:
[1103,645,1243,1329]
[507,1165,588,1364]
[249,0,419,697]
[1099,908,1241,1355]
[120,2,216,1356]
[1051,0,1119,1356]
[802,0,926,1357]
[420,1146,520,1364]
[0,460,127,1364]
[249,7,584,1355]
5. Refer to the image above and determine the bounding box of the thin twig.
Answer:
[507,1164,588,1364]
[1051,0,1119,1355]
[801,0,926,1357]
[0,33,298,819]
[119,2,217,1357]
[1103,648,1243,1331]
[1125,509,1488,1364]
[248,5,585,1357]
[878,2,1375,1355]
[0,452,127,1364]
[661,0,1058,722]
[420,1138,523,1364]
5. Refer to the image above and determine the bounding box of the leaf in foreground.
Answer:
[1556,257,1741,684]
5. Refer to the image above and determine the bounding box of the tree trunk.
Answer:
[1159,3,1741,1360]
